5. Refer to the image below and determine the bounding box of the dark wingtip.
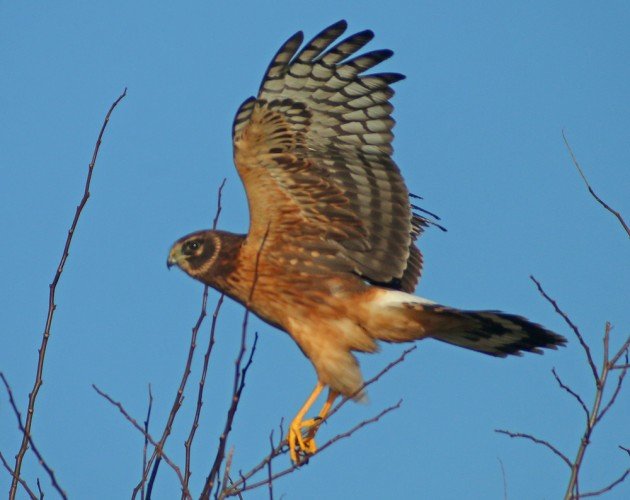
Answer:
[288,30,305,46]
[356,28,374,38]
[330,19,348,31]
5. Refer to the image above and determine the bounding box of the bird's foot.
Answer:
[288,416,323,465]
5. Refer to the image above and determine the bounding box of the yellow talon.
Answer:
[288,418,319,464]
[287,382,339,465]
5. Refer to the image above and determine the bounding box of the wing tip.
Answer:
[329,19,348,32]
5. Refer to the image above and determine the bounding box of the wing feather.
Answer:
[233,21,433,291]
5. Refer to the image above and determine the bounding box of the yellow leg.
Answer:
[288,384,339,464]
[289,381,324,464]
[303,389,339,444]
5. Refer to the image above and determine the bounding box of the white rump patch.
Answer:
[375,290,436,307]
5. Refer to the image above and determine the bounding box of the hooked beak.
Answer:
[166,246,180,270]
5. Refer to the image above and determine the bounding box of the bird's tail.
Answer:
[368,290,566,357]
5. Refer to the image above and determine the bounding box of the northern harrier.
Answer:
[167,20,566,464]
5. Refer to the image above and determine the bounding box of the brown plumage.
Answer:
[167,21,566,464]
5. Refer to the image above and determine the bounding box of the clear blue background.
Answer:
[1,2,628,499]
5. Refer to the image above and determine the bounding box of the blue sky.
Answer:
[1,2,629,499]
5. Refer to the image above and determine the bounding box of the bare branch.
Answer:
[202,226,269,497]
[219,448,235,500]
[551,368,589,420]
[609,336,630,368]
[327,346,417,422]
[1,373,67,499]
[223,347,415,496]
[222,443,283,493]
[495,429,571,468]
[531,275,599,383]
[563,322,624,499]
[141,384,153,500]
[316,399,402,454]
[580,468,630,497]
[212,179,227,230]
[92,384,190,498]
[562,131,629,238]
[267,433,274,500]
[141,175,229,498]
[10,88,127,499]
[201,330,259,497]
[0,451,37,500]
[500,139,630,499]
[138,286,209,498]
[228,400,402,496]
[596,358,627,424]
[184,294,225,492]
[497,458,508,500]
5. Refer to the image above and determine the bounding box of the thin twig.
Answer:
[530,152,630,494]
[498,458,508,500]
[228,400,402,496]
[580,468,630,497]
[184,294,225,494]
[316,400,402,454]
[183,178,228,495]
[551,368,589,421]
[213,179,227,230]
[202,226,269,498]
[222,347,415,495]
[238,471,247,499]
[327,346,416,421]
[9,88,127,500]
[498,319,629,498]
[139,287,209,499]
[0,451,37,500]
[140,177,228,498]
[596,355,627,424]
[92,384,191,499]
[219,448,235,500]
[1,373,68,499]
[141,384,153,500]
[564,323,619,499]
[201,331,259,498]
[531,275,599,382]
[494,430,571,468]
[267,432,274,500]
[556,135,630,496]
[562,131,630,238]
[36,478,43,499]
[609,337,630,368]
[223,442,284,493]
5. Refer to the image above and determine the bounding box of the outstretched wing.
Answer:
[233,20,428,292]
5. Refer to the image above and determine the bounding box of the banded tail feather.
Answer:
[370,290,566,356]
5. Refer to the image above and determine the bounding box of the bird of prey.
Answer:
[167,20,566,464]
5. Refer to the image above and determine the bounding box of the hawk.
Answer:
[167,20,566,464]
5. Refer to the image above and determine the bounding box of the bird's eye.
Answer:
[182,240,201,255]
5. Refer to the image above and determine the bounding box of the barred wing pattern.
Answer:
[233,21,427,292]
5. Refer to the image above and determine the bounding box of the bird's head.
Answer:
[167,230,221,279]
